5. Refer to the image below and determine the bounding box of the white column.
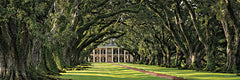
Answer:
[124,50,126,62]
[130,55,133,62]
[112,48,113,62]
[118,48,120,62]
[88,57,90,62]
[126,55,128,62]
[93,50,95,62]
[105,48,107,62]
[99,48,101,62]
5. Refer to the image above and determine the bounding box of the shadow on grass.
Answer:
[60,73,168,80]
[60,63,169,80]
[118,63,240,80]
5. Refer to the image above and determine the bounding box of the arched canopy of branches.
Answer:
[0,0,240,79]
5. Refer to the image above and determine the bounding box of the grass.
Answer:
[59,63,169,80]
[117,63,240,80]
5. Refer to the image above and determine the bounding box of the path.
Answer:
[60,63,169,80]
[111,63,187,80]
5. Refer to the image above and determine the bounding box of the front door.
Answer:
[108,56,112,62]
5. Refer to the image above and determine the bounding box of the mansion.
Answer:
[90,43,133,62]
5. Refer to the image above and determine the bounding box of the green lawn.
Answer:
[59,63,169,80]
[117,63,240,80]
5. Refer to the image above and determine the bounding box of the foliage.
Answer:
[0,0,240,79]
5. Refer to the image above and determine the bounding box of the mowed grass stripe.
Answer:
[59,63,169,80]
[117,63,240,80]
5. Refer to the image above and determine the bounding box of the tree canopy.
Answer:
[0,0,240,79]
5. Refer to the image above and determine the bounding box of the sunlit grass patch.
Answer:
[117,63,240,80]
[59,63,169,80]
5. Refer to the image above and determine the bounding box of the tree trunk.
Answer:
[30,39,42,70]
[174,51,179,67]
[0,48,4,78]
[62,46,71,67]
[184,55,191,69]
[236,47,240,75]
[156,53,163,66]
[225,0,239,73]
[149,54,155,65]
[0,18,28,80]
[221,18,234,72]
[183,0,216,71]
[166,50,171,68]
[220,0,240,72]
